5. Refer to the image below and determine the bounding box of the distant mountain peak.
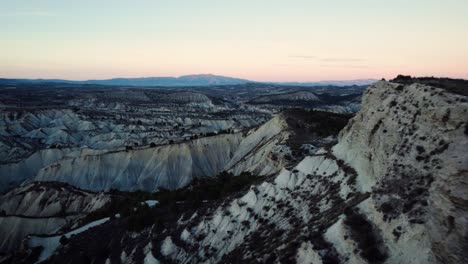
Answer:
[0,75,378,87]
[179,73,217,77]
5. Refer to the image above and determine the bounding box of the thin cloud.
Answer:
[319,64,372,69]
[321,58,362,62]
[289,55,364,63]
[288,55,317,60]
[272,63,292,68]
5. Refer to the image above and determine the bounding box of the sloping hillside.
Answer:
[12,80,466,264]
[0,182,110,253]
[34,133,244,191]
[250,91,322,103]
[32,110,348,192]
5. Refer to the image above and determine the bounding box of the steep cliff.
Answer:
[32,80,466,264]
[332,81,468,263]
[225,114,290,176]
[0,148,72,192]
[34,134,244,191]
[0,182,110,253]
[4,80,466,264]
[32,110,348,192]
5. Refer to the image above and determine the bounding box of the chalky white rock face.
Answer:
[251,91,322,103]
[4,80,466,264]
[0,106,265,192]
[34,133,244,191]
[160,92,214,108]
[225,114,290,176]
[95,81,466,264]
[332,81,468,263]
[0,217,70,253]
[0,182,109,217]
[0,148,72,192]
[0,182,110,253]
[31,112,304,192]
[1,82,359,194]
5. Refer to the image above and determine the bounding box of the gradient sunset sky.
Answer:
[1,0,467,82]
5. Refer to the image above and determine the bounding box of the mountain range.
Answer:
[0,74,377,87]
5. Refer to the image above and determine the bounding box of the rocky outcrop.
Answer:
[250,91,322,103]
[0,182,109,217]
[248,90,362,113]
[32,110,346,192]
[0,148,72,192]
[333,80,468,263]
[160,92,213,105]
[162,81,467,263]
[34,133,244,191]
[225,114,290,176]
[0,108,266,192]
[4,79,466,263]
[0,182,110,253]
[34,80,466,264]
[0,217,71,254]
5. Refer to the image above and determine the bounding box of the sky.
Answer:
[1,0,467,82]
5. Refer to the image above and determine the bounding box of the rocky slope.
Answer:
[19,79,466,264]
[248,90,362,113]
[0,108,267,192]
[332,80,468,263]
[0,182,110,253]
[159,92,213,105]
[34,133,244,191]
[224,114,290,176]
[0,148,72,192]
[0,81,362,193]
[142,91,215,108]
[32,110,348,192]
[250,91,322,103]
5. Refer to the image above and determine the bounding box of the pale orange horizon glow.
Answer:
[1,0,467,82]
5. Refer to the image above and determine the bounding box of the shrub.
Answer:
[344,209,388,264]
[380,202,393,214]
[59,235,69,245]
[415,145,425,154]
[126,204,153,232]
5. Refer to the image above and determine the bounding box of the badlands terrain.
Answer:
[0,76,467,264]
[0,79,362,192]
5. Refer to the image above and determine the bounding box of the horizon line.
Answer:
[1,73,467,83]
[0,73,390,83]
